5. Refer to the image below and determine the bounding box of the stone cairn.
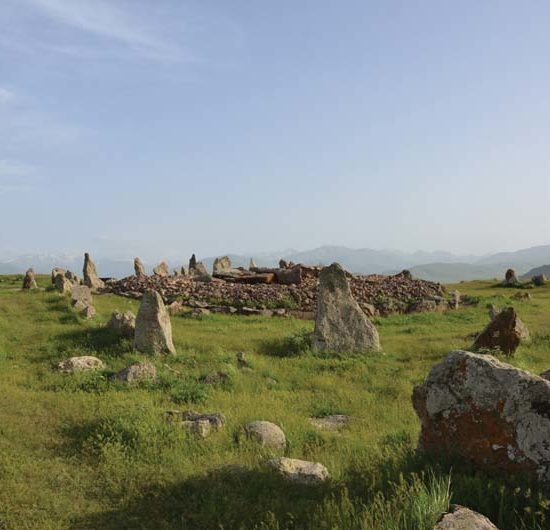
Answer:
[134,289,176,355]
[22,268,37,289]
[312,262,381,353]
[83,252,104,291]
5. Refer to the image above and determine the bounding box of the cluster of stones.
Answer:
[106,255,452,318]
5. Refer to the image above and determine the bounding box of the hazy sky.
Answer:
[1,0,549,260]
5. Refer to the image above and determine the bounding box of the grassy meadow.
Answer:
[1,275,550,529]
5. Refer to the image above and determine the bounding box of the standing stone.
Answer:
[503,268,519,286]
[51,267,65,284]
[70,285,93,308]
[313,263,380,353]
[22,268,37,290]
[180,266,188,276]
[189,253,197,270]
[54,273,72,294]
[413,350,550,484]
[473,307,529,356]
[279,259,288,269]
[153,261,169,277]
[213,256,232,274]
[83,253,105,290]
[532,274,546,287]
[188,254,209,277]
[249,258,257,270]
[65,270,79,284]
[134,257,146,277]
[134,290,176,354]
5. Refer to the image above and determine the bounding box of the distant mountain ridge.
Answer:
[1,244,550,283]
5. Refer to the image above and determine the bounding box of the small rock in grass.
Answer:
[309,414,351,430]
[267,457,329,485]
[164,410,226,431]
[435,505,499,529]
[57,356,105,373]
[199,371,230,385]
[244,421,286,450]
[110,362,157,384]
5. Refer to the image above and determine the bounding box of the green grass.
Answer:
[0,275,549,529]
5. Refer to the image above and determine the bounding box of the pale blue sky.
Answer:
[1,0,549,261]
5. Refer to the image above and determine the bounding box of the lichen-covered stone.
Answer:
[22,268,37,290]
[244,421,286,450]
[213,256,232,274]
[51,267,65,284]
[267,457,329,485]
[309,414,352,430]
[57,356,104,373]
[134,290,176,354]
[473,307,529,355]
[164,410,226,437]
[70,285,93,307]
[435,505,499,529]
[107,310,136,339]
[413,350,550,483]
[313,263,380,353]
[83,252,104,290]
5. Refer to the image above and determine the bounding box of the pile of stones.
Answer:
[106,255,451,317]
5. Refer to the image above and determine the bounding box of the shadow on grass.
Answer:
[259,330,313,358]
[55,327,132,357]
[69,466,334,530]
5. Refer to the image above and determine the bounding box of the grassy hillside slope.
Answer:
[0,275,549,529]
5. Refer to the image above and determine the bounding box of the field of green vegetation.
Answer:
[1,275,550,530]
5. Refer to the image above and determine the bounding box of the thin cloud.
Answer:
[18,0,192,62]
[0,159,36,178]
[0,87,15,104]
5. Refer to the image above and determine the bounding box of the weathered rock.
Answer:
[541,369,550,381]
[435,505,499,529]
[512,291,531,301]
[54,273,72,294]
[236,351,251,369]
[199,371,230,385]
[275,266,302,285]
[71,285,93,307]
[111,362,156,383]
[65,270,79,284]
[106,310,136,339]
[134,290,176,355]
[473,307,529,355]
[532,274,546,287]
[134,257,146,277]
[51,267,65,284]
[57,356,104,373]
[164,410,226,437]
[83,253,104,290]
[279,259,288,269]
[313,263,380,353]
[153,262,169,277]
[249,258,257,269]
[448,290,460,310]
[309,415,352,430]
[413,350,550,483]
[267,457,329,485]
[213,256,232,274]
[22,268,37,289]
[180,266,188,276]
[244,421,286,450]
[80,305,96,319]
[488,304,501,320]
[503,268,519,286]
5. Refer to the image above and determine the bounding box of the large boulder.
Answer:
[134,290,176,355]
[153,261,169,277]
[134,257,146,277]
[472,307,529,356]
[435,505,498,529]
[213,256,232,274]
[188,254,209,277]
[70,285,93,308]
[267,457,329,485]
[22,268,37,290]
[106,310,136,339]
[312,263,380,353]
[54,273,73,294]
[51,267,65,284]
[243,421,286,450]
[57,356,104,373]
[532,274,546,287]
[413,350,550,483]
[83,253,104,290]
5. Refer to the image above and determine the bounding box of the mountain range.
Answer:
[1,244,550,283]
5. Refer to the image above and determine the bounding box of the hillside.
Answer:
[521,264,550,279]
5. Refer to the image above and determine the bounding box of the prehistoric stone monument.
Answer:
[134,290,176,355]
[153,261,169,277]
[413,350,550,484]
[188,254,209,277]
[22,268,37,289]
[134,257,146,277]
[213,256,232,275]
[473,307,529,355]
[83,253,104,290]
[503,268,519,286]
[312,262,380,353]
